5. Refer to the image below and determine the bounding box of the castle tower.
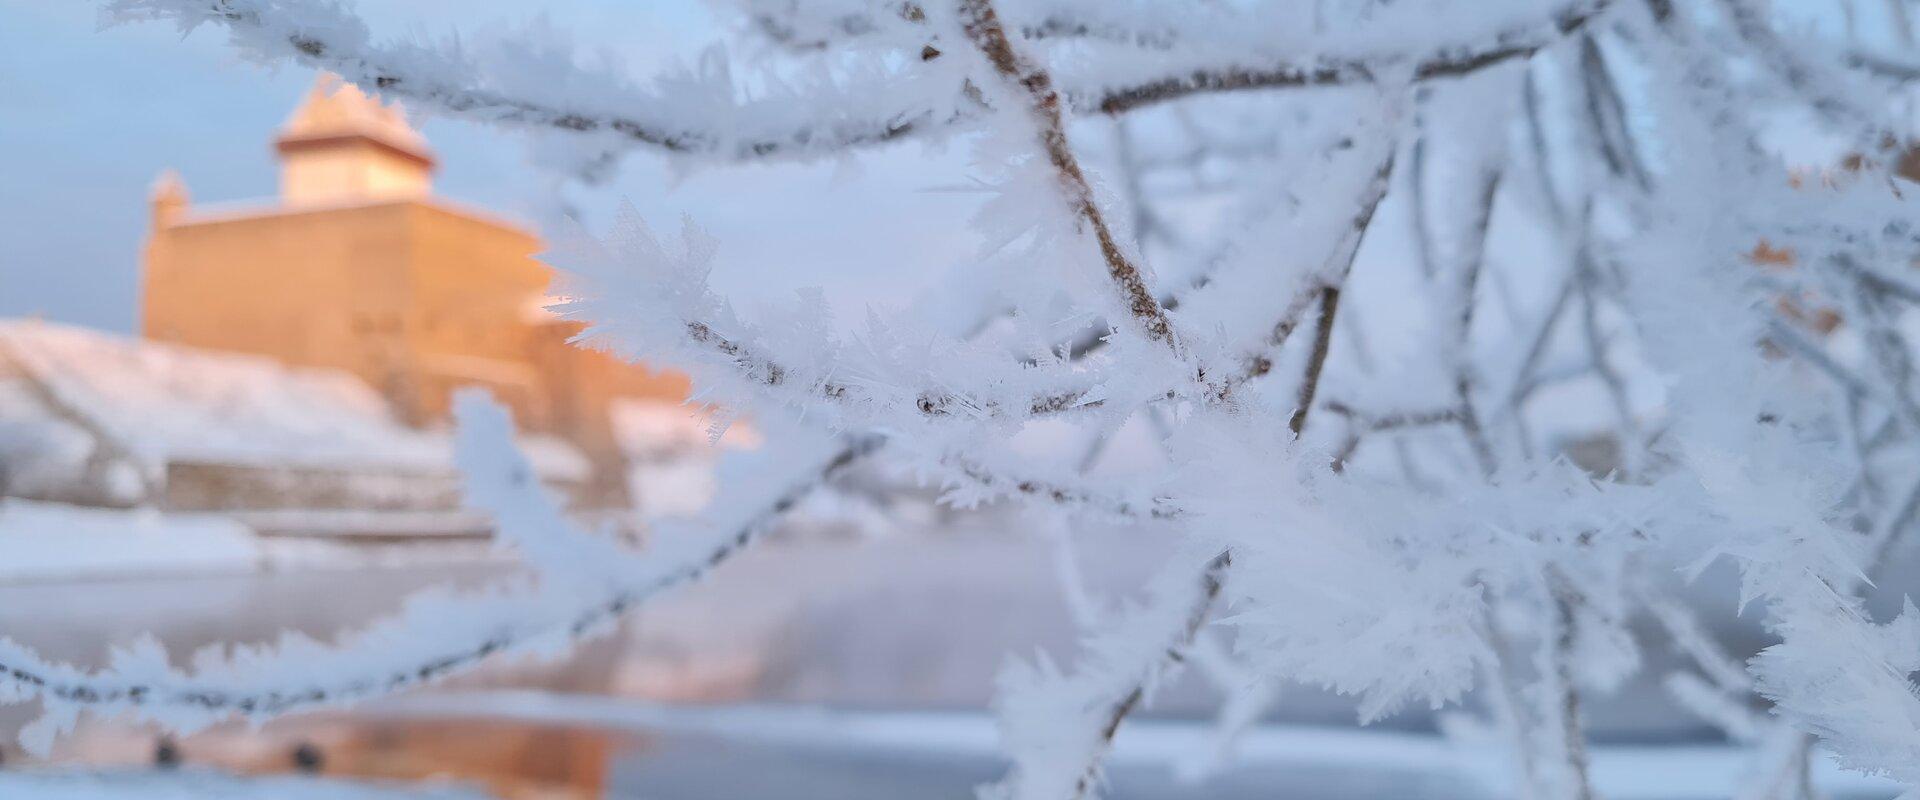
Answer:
[275,74,435,205]
[140,73,690,510]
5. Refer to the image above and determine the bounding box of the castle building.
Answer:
[140,75,688,506]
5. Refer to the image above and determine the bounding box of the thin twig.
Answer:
[1289,286,1343,437]
[1546,568,1598,800]
[1436,165,1505,476]
[1576,258,1645,475]
[1577,34,1653,189]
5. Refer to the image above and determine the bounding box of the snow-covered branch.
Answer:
[1089,0,1616,114]
[106,0,978,163]
[958,0,1181,349]
[984,552,1229,800]
[104,0,1615,170]
[547,210,1117,430]
[1207,143,1399,394]
[0,394,881,751]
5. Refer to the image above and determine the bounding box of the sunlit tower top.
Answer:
[275,73,436,204]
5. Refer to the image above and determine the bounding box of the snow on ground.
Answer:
[0,769,484,799]
[0,500,259,582]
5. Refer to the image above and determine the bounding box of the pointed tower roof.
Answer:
[150,169,190,204]
[275,73,435,168]
[149,169,190,228]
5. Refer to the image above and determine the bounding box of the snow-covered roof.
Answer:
[0,320,584,478]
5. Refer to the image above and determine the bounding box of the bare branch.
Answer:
[1323,400,1465,431]
[1288,286,1343,437]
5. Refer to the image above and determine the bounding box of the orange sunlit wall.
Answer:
[141,75,689,474]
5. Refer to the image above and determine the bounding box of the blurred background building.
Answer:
[3,75,701,523]
[0,75,783,798]
[143,74,689,510]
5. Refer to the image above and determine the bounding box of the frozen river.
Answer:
[609,734,1482,800]
[1,527,1914,798]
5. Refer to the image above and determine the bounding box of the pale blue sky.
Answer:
[0,2,980,332]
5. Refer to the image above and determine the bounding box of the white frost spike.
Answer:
[20,703,78,758]
[983,551,1221,800]
[454,389,640,586]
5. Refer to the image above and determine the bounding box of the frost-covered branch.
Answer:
[958,0,1180,348]
[0,394,881,751]
[682,320,1100,420]
[104,0,1615,170]
[549,210,1114,429]
[1323,400,1465,432]
[984,552,1229,800]
[1091,0,1616,114]
[1543,568,1597,800]
[1287,286,1344,436]
[106,0,977,164]
[933,452,1185,521]
[1225,148,1398,391]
